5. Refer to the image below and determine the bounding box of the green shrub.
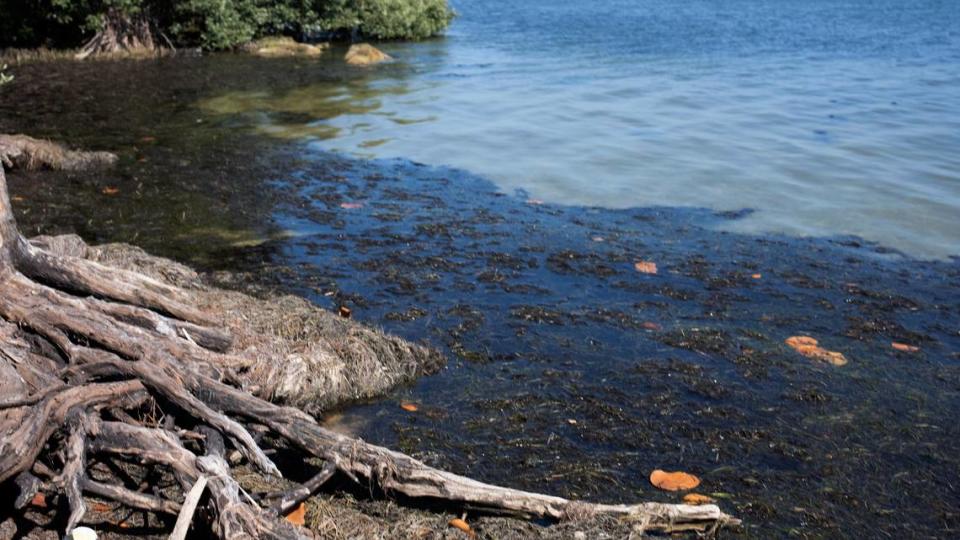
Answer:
[0,0,454,51]
[319,0,454,40]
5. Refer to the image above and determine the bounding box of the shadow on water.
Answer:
[1,56,959,538]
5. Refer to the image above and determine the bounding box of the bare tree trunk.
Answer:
[0,162,740,538]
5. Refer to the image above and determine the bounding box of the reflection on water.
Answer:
[198,0,960,259]
[199,78,415,141]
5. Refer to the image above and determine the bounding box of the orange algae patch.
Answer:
[650,469,700,491]
[785,336,847,366]
[683,493,715,505]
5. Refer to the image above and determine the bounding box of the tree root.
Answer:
[75,8,166,60]
[0,163,740,537]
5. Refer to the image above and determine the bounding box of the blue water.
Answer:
[260,0,960,259]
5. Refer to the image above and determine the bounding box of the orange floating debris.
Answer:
[30,492,46,508]
[400,402,419,412]
[641,321,663,331]
[785,336,847,366]
[340,202,364,209]
[682,493,715,505]
[634,261,658,274]
[448,518,475,537]
[101,186,120,195]
[284,502,306,526]
[650,469,700,491]
[891,342,919,353]
[751,273,762,279]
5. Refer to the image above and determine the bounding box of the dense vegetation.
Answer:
[0,0,454,50]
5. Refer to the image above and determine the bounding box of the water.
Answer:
[208,0,960,259]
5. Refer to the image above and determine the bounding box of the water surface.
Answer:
[207,0,960,258]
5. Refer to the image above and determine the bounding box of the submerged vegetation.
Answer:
[0,0,454,52]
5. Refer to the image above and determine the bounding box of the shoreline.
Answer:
[1,52,959,537]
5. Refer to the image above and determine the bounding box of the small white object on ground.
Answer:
[70,527,98,540]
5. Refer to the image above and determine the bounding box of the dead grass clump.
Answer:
[0,47,172,66]
[60,235,445,414]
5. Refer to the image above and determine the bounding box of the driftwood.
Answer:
[0,134,118,171]
[0,160,740,538]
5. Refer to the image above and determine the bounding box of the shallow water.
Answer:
[269,154,960,538]
[1,8,959,538]
[200,0,960,259]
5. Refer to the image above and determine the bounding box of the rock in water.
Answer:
[246,37,329,58]
[345,44,392,66]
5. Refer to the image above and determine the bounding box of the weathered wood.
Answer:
[0,380,146,483]
[83,478,182,515]
[215,390,739,532]
[266,461,337,515]
[170,476,207,540]
[13,472,41,510]
[60,415,90,534]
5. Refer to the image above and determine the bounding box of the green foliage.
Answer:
[0,0,454,51]
[321,0,454,40]
[361,0,454,40]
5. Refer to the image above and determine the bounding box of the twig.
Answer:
[169,475,208,540]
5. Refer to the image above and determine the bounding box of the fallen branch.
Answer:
[170,476,206,540]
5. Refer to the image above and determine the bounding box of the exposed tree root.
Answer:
[75,8,167,60]
[0,162,740,538]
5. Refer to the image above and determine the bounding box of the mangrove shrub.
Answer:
[0,0,454,50]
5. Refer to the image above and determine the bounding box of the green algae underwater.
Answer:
[1,55,959,538]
